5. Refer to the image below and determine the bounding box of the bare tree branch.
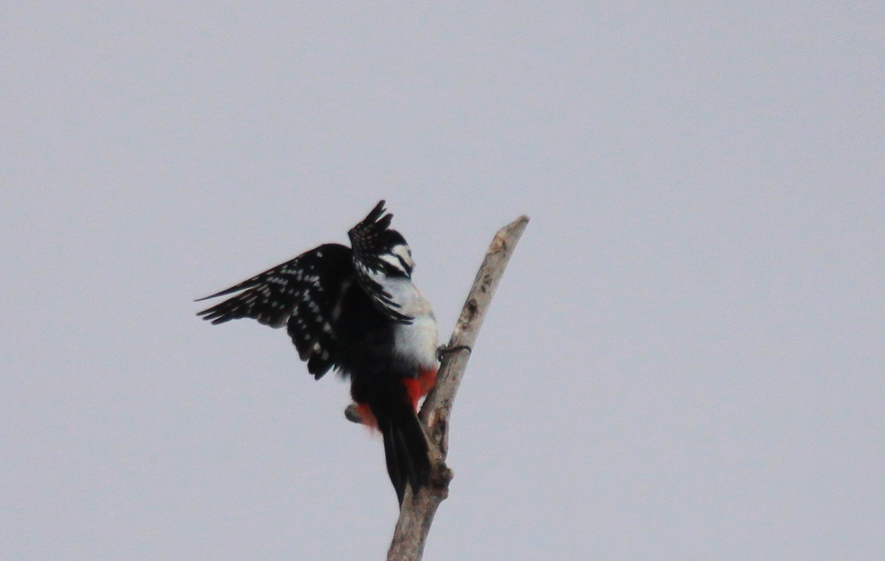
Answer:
[386,214,530,561]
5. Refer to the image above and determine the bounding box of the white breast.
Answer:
[384,278,438,370]
[394,307,438,370]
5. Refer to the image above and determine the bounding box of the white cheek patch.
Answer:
[379,253,409,274]
[384,243,414,275]
[392,243,413,265]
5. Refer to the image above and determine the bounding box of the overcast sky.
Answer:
[2,2,883,560]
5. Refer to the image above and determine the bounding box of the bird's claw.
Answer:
[436,344,471,362]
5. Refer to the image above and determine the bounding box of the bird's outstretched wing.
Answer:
[197,243,354,378]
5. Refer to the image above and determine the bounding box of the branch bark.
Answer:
[386,214,530,561]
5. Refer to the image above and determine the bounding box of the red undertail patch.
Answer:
[356,402,378,430]
[402,368,438,412]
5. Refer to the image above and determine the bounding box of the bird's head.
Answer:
[349,200,414,278]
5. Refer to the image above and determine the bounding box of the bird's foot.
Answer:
[436,343,471,362]
[344,404,363,424]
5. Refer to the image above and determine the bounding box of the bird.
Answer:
[196,201,438,505]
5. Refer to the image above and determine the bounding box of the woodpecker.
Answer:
[197,201,438,505]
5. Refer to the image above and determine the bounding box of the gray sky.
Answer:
[2,2,883,560]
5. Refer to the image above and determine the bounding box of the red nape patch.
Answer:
[355,402,378,430]
[402,368,438,411]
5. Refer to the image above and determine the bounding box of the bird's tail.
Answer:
[373,400,431,506]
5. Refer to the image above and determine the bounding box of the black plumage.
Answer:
[197,201,435,504]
